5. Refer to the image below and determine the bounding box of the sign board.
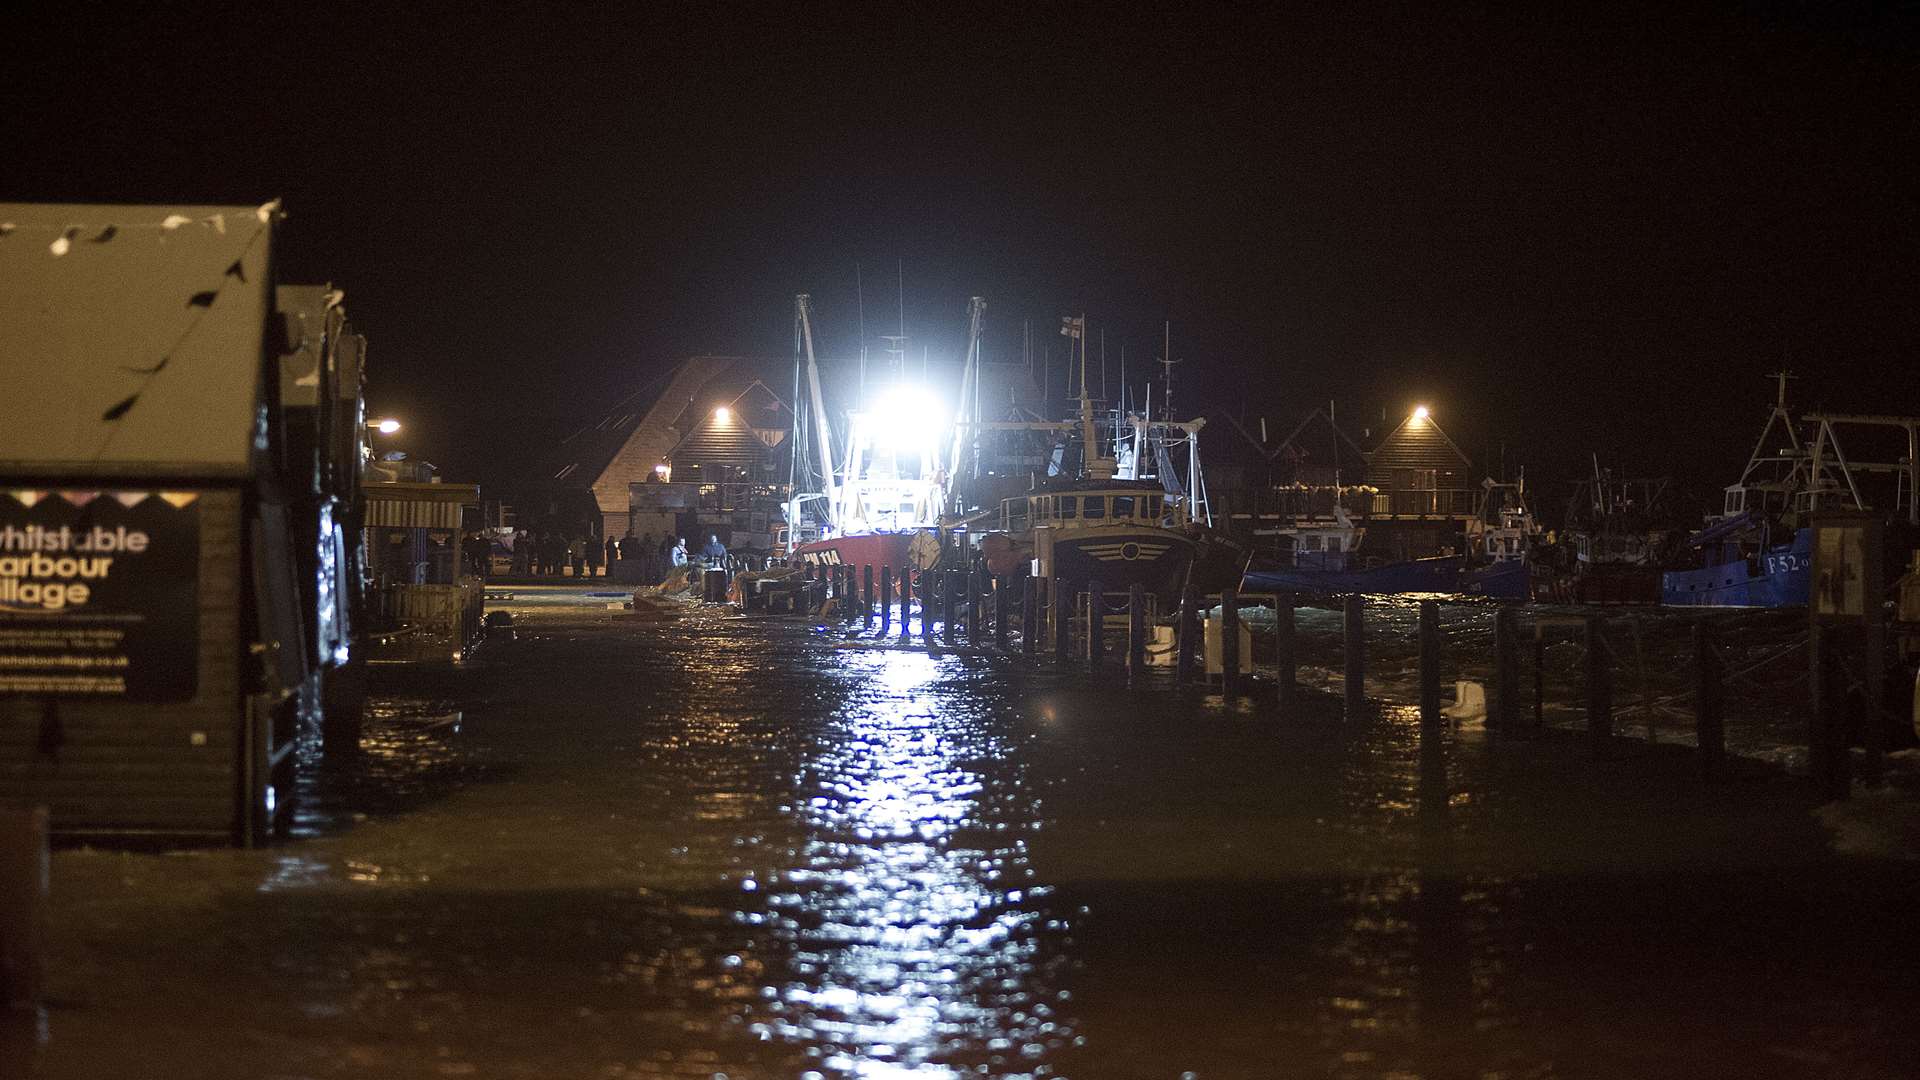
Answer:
[0,490,201,700]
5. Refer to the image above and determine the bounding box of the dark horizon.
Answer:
[7,4,1916,504]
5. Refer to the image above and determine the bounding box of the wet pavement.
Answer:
[19,589,1920,1078]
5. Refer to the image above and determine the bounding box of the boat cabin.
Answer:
[1000,487,1176,533]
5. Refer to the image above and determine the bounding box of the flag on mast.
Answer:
[1059,315,1084,340]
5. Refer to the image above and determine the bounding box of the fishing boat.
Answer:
[780,293,962,574]
[1241,476,1536,599]
[1661,376,1854,608]
[964,319,1245,605]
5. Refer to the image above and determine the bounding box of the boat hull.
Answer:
[790,531,921,575]
[1244,555,1531,599]
[1659,528,1810,608]
[1039,526,1197,608]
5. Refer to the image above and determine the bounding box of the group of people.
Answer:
[504,530,735,583]
[510,531,611,578]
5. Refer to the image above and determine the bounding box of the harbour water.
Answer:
[23,591,1919,1078]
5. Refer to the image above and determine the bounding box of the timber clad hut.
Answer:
[0,201,347,844]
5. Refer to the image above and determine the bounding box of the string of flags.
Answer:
[0,198,281,258]
[4,490,199,509]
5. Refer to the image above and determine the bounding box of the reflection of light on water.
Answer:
[754,649,1067,1077]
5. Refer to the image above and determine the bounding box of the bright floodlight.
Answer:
[372,418,401,434]
[868,384,944,452]
[1413,405,1430,421]
[713,406,732,423]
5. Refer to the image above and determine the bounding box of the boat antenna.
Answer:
[856,262,867,404]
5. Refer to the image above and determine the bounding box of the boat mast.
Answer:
[947,296,986,488]
[795,294,840,526]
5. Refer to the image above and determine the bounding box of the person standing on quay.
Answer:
[585,533,603,578]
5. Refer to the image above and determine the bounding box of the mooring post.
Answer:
[1694,620,1726,781]
[879,566,893,635]
[1127,582,1148,683]
[1221,585,1241,697]
[1532,623,1546,730]
[1176,584,1198,686]
[1021,577,1037,656]
[1274,590,1296,715]
[862,564,874,629]
[1086,579,1105,670]
[0,805,47,1012]
[1494,605,1520,731]
[936,568,952,641]
[902,569,915,643]
[1808,621,1849,801]
[1054,577,1073,660]
[965,566,982,646]
[1419,600,1443,730]
[920,570,935,647]
[1343,593,1365,715]
[1586,614,1613,756]
[995,576,1012,650]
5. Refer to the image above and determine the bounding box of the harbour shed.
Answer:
[0,202,325,844]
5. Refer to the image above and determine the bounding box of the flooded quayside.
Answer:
[27,585,1920,1079]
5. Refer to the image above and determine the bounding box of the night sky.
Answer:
[7,4,1915,507]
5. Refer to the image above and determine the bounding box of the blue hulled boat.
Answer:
[1659,514,1810,608]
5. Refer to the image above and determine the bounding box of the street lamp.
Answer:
[370,417,401,434]
[1412,405,1430,422]
[713,406,731,423]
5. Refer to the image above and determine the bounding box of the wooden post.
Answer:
[1127,582,1147,683]
[1221,585,1241,697]
[0,806,47,1011]
[1343,593,1365,715]
[862,564,874,629]
[965,566,981,646]
[942,569,958,647]
[1494,605,1520,731]
[1176,584,1198,686]
[1021,577,1037,656]
[902,569,915,643]
[1054,577,1072,660]
[1533,625,1546,730]
[1586,614,1613,756]
[879,566,893,635]
[995,577,1012,650]
[1809,623,1848,801]
[1086,579,1105,670]
[1274,590,1296,714]
[1419,600,1442,731]
[1695,621,1726,781]
[922,570,936,648]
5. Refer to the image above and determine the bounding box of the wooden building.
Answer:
[0,202,341,843]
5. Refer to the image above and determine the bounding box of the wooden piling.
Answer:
[1176,584,1198,686]
[995,577,1012,650]
[862,564,874,629]
[879,566,893,635]
[1494,605,1520,731]
[1021,577,1037,656]
[941,569,958,647]
[1127,583,1147,682]
[1586,614,1613,756]
[1220,586,1241,697]
[1419,600,1442,730]
[1274,590,1296,714]
[1694,620,1726,781]
[1053,577,1072,660]
[0,806,47,1011]
[1342,593,1365,714]
[1533,626,1546,729]
[1086,579,1105,670]
[902,569,915,643]
[922,570,936,647]
[965,566,981,646]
